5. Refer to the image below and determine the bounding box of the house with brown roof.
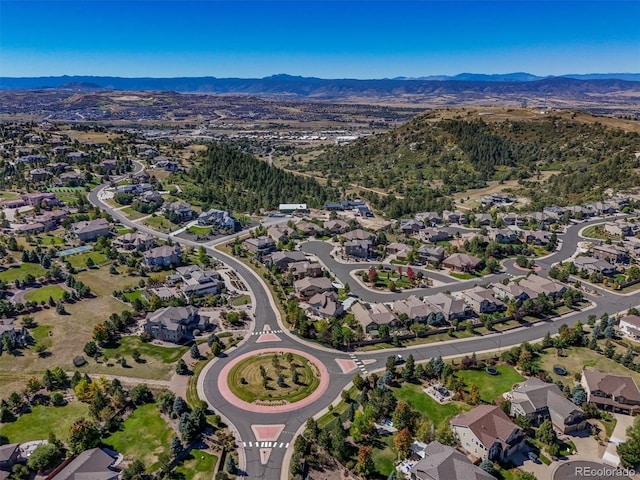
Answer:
[424,292,472,321]
[306,291,344,319]
[450,405,525,462]
[323,219,350,235]
[409,441,496,480]
[143,245,181,268]
[619,314,640,341]
[243,236,276,255]
[442,253,481,273]
[581,370,640,415]
[386,242,413,260]
[342,228,375,242]
[352,302,398,333]
[517,275,567,299]
[393,295,445,325]
[592,244,629,264]
[293,276,334,298]
[71,218,111,242]
[113,231,156,252]
[288,261,323,280]
[461,286,505,314]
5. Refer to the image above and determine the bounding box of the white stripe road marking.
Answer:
[279,442,284,448]
[243,442,246,447]
[249,442,252,447]
[285,443,289,448]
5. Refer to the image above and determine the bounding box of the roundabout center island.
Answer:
[217,348,330,414]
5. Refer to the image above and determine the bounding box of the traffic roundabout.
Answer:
[217,348,330,413]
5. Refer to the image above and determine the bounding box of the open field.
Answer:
[104,403,173,471]
[539,346,640,385]
[75,266,157,296]
[455,365,525,403]
[66,251,108,269]
[64,130,122,143]
[581,225,609,240]
[0,263,47,282]
[24,284,66,303]
[121,206,147,220]
[0,295,129,393]
[141,215,178,232]
[175,450,217,480]
[81,336,186,380]
[227,352,319,403]
[0,403,90,443]
[392,382,469,426]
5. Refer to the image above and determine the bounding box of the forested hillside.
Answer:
[293,112,640,209]
[178,143,337,213]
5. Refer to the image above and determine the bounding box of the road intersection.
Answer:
[89,177,640,480]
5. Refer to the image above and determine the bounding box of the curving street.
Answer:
[88,177,640,480]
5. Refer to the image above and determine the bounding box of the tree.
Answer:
[85,257,95,268]
[402,354,415,381]
[190,344,200,359]
[173,396,189,417]
[68,418,101,454]
[225,455,236,474]
[435,422,455,445]
[176,359,189,375]
[392,401,416,432]
[355,445,375,478]
[130,383,153,404]
[479,458,495,475]
[27,442,63,472]
[170,435,183,457]
[393,427,412,459]
[572,385,587,406]
[122,459,146,480]
[84,341,98,358]
[92,323,109,344]
[368,267,378,283]
[416,418,433,443]
[536,419,557,446]
[353,374,366,391]
[11,464,30,480]
[618,416,640,469]
[468,384,481,405]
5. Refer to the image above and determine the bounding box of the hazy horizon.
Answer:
[2,1,638,78]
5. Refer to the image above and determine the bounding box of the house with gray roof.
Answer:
[393,295,445,326]
[424,292,472,321]
[508,377,586,434]
[306,291,344,319]
[409,441,495,480]
[143,306,206,343]
[243,236,276,255]
[417,245,445,264]
[50,447,118,480]
[572,256,616,276]
[71,218,110,242]
[0,443,19,474]
[352,302,398,333]
[143,245,181,268]
[113,231,156,251]
[293,276,333,298]
[173,265,224,298]
[265,251,307,271]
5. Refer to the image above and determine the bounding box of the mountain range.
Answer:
[0,73,639,99]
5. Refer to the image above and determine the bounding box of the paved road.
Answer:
[89,179,640,480]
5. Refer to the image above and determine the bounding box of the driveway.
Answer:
[603,414,636,466]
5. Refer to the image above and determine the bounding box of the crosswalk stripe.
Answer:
[243,442,246,447]
[285,443,289,448]
[249,442,252,447]
[279,442,284,448]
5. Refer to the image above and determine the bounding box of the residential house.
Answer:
[487,228,519,244]
[344,239,374,259]
[543,206,566,220]
[524,212,551,226]
[419,228,451,243]
[267,226,297,243]
[443,210,468,224]
[50,447,119,480]
[34,209,69,229]
[58,171,85,187]
[143,245,181,268]
[581,370,640,416]
[415,211,442,225]
[99,160,117,172]
[450,405,525,462]
[525,231,551,246]
[243,236,276,255]
[294,277,333,298]
[288,261,323,280]
[492,282,535,304]
[29,168,51,182]
[265,251,307,271]
[474,213,492,226]
[409,441,496,480]
[442,253,482,273]
[399,219,425,234]
[518,275,567,299]
[71,218,110,242]
[162,201,195,222]
[592,244,628,264]
[297,221,323,237]
[619,314,640,341]
[173,265,223,298]
[323,219,350,235]
[143,306,205,342]
[351,302,398,333]
[604,222,634,238]
[386,242,413,260]
[585,201,616,216]
[153,157,180,171]
[461,286,505,314]
[21,192,60,207]
[197,209,238,230]
[573,256,616,276]
[17,222,45,234]
[342,229,375,242]
[393,295,445,325]
[0,443,19,474]
[306,291,344,319]
[113,232,156,251]
[417,245,445,264]
[324,202,344,211]
[66,151,86,163]
[138,190,164,208]
[508,377,586,434]
[501,213,526,227]
[424,292,472,321]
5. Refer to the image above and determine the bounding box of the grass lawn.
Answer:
[175,450,217,480]
[24,285,66,303]
[188,225,211,236]
[371,433,396,478]
[142,215,177,232]
[38,234,65,246]
[83,336,188,381]
[67,251,108,269]
[0,263,47,282]
[231,295,251,306]
[104,403,173,471]
[75,267,141,296]
[123,289,147,304]
[121,206,147,220]
[228,353,319,403]
[455,365,525,403]
[392,382,469,426]
[581,225,608,240]
[0,403,89,443]
[450,272,477,280]
[115,226,134,235]
[539,346,640,386]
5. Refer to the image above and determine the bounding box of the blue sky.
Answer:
[1,1,638,78]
